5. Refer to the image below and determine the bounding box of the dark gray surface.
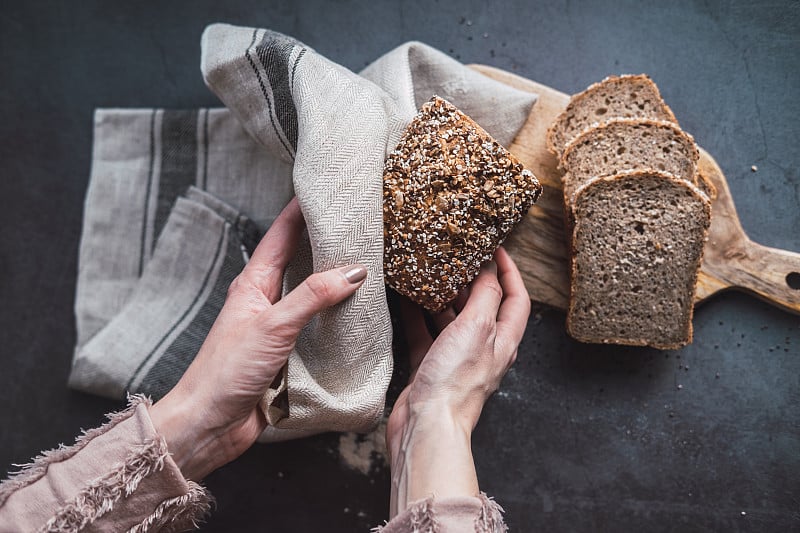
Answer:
[1,1,798,531]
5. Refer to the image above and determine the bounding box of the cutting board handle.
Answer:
[723,239,800,314]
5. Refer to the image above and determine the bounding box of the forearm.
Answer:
[389,407,479,516]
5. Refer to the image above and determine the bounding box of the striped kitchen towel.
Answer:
[69,24,537,438]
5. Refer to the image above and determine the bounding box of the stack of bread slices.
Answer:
[546,75,712,349]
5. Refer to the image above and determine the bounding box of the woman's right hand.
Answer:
[386,246,531,515]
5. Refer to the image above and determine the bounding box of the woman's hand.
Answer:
[150,198,368,481]
[386,247,530,515]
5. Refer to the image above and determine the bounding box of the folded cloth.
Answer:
[69,25,538,439]
[71,186,262,400]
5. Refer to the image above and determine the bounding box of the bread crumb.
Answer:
[338,417,388,474]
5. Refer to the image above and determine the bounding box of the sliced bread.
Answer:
[546,74,678,157]
[566,170,711,349]
[560,118,701,209]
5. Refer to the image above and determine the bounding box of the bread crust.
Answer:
[546,74,679,158]
[565,169,711,349]
[696,168,718,200]
[559,117,699,183]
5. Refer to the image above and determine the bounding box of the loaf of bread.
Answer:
[560,118,701,211]
[383,96,542,311]
[567,170,710,349]
[546,74,678,157]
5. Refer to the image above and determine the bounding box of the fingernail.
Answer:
[343,264,368,284]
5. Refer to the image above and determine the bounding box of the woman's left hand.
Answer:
[150,198,368,480]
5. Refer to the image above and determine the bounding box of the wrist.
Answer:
[393,405,473,462]
[388,401,479,515]
[149,391,229,481]
[407,400,476,437]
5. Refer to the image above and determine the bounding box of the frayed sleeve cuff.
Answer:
[375,493,507,533]
[0,394,213,532]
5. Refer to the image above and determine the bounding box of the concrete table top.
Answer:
[1,1,797,531]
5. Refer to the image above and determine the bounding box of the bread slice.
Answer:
[546,75,678,157]
[560,118,701,209]
[383,96,542,312]
[566,170,711,349]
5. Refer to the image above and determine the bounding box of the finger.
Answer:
[453,286,471,313]
[430,306,457,334]
[274,264,368,333]
[244,198,305,301]
[459,260,503,322]
[495,247,531,345]
[398,297,433,373]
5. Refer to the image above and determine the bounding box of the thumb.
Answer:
[275,264,368,332]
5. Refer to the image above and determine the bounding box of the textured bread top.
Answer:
[546,74,678,157]
[383,96,542,311]
[560,118,701,206]
[567,169,711,349]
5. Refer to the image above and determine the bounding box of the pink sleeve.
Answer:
[0,395,212,532]
[375,493,508,533]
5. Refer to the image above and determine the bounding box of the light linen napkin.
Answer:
[69,24,537,438]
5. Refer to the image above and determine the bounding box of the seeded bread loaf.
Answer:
[567,170,710,349]
[383,96,542,312]
[560,118,701,210]
[546,74,678,157]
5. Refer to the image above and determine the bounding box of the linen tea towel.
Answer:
[69,24,538,437]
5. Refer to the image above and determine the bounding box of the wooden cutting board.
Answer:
[469,64,800,315]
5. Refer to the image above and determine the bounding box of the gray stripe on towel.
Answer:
[154,110,199,243]
[138,109,157,276]
[256,31,301,152]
